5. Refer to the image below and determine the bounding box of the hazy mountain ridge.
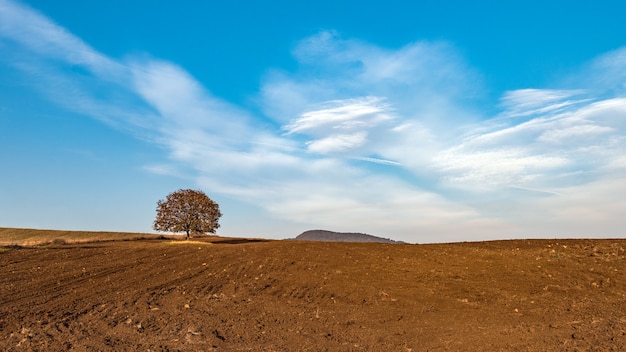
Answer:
[295,230,404,244]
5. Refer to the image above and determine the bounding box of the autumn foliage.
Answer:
[153,189,222,239]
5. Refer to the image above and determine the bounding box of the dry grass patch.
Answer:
[0,227,166,246]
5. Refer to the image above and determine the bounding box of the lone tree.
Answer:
[153,189,222,239]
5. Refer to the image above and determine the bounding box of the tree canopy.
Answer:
[153,189,222,239]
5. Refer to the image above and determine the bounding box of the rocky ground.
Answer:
[1,237,626,351]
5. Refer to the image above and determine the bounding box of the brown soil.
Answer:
[2,237,626,351]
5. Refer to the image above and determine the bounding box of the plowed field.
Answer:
[2,236,626,351]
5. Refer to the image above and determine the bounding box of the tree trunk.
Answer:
[185,230,190,240]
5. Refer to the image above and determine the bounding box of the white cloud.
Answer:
[283,96,393,134]
[499,89,590,118]
[0,0,123,79]
[586,47,626,91]
[436,147,570,190]
[262,31,481,174]
[262,31,481,128]
[283,96,396,155]
[352,156,401,166]
[537,124,614,144]
[434,92,626,195]
[306,132,367,154]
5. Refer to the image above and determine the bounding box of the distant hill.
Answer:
[294,230,403,244]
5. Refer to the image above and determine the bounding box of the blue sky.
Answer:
[1,0,626,243]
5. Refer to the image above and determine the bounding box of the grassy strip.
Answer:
[0,227,172,246]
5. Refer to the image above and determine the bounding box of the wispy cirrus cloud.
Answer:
[283,96,394,135]
[2,0,626,242]
[498,89,590,118]
[283,96,395,154]
[262,31,481,126]
[437,95,626,193]
[0,0,118,76]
